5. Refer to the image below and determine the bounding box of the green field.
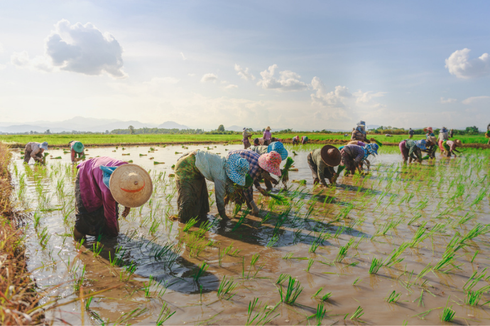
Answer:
[0,133,487,146]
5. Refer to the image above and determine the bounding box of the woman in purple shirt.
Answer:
[263,126,272,145]
[74,157,152,241]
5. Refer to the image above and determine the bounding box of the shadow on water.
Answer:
[84,233,219,294]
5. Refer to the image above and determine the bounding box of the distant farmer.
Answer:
[399,139,426,164]
[242,128,252,149]
[486,124,490,144]
[449,129,454,138]
[424,127,435,137]
[443,139,463,157]
[227,150,282,215]
[351,121,370,143]
[175,150,249,223]
[69,141,85,163]
[338,144,366,175]
[292,135,299,145]
[409,128,414,139]
[23,141,48,164]
[74,157,152,241]
[263,126,272,145]
[301,136,309,144]
[438,127,450,154]
[307,145,341,187]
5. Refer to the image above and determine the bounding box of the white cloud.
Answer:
[440,97,457,104]
[188,73,195,77]
[201,73,218,83]
[0,64,5,70]
[445,48,490,79]
[225,84,238,89]
[462,96,490,104]
[11,51,53,72]
[310,77,386,121]
[257,64,308,91]
[235,64,255,81]
[180,52,187,60]
[146,77,180,85]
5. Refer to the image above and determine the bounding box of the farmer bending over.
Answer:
[338,144,365,175]
[175,151,249,223]
[227,150,282,215]
[307,145,341,187]
[292,136,299,145]
[74,157,152,241]
[423,136,438,159]
[23,141,48,164]
[249,142,288,190]
[69,141,85,163]
[399,139,426,164]
[443,139,462,157]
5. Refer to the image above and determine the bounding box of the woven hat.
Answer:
[454,139,462,147]
[415,139,427,150]
[72,141,84,153]
[40,142,48,150]
[267,141,288,160]
[109,164,153,208]
[258,151,281,176]
[320,145,341,167]
[225,154,249,186]
[266,126,271,131]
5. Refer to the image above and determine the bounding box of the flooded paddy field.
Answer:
[9,143,490,325]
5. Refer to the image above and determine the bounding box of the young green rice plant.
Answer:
[463,268,487,292]
[143,275,154,298]
[415,264,432,283]
[183,216,199,232]
[32,210,41,229]
[310,304,327,326]
[350,306,364,320]
[217,275,238,300]
[267,234,280,248]
[369,257,383,274]
[409,223,428,248]
[465,290,483,306]
[384,242,410,267]
[440,297,455,322]
[193,261,208,282]
[312,287,332,302]
[276,273,290,285]
[156,303,176,326]
[73,264,86,292]
[38,226,50,249]
[352,277,361,285]
[305,258,314,272]
[245,298,280,326]
[334,241,353,263]
[386,290,401,303]
[92,241,104,258]
[114,307,149,325]
[278,276,303,305]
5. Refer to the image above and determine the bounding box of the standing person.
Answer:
[399,139,425,164]
[69,141,85,163]
[307,145,341,187]
[443,139,463,157]
[338,144,365,175]
[409,128,414,139]
[227,150,282,216]
[292,135,299,145]
[174,151,249,223]
[449,129,454,138]
[351,121,370,143]
[486,123,490,145]
[242,128,252,149]
[23,141,48,164]
[263,126,272,145]
[301,136,309,144]
[74,157,152,241]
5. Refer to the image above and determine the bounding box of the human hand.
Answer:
[122,206,131,218]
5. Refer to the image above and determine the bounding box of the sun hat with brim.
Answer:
[266,126,271,131]
[415,139,427,151]
[365,143,379,156]
[109,164,153,208]
[320,145,341,167]
[225,154,249,186]
[40,142,48,150]
[72,141,84,153]
[267,142,288,160]
[258,151,281,176]
[454,139,462,147]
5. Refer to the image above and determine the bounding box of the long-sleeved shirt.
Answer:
[445,140,457,152]
[405,140,422,159]
[310,149,332,185]
[343,145,365,164]
[26,142,43,159]
[227,149,261,203]
[194,150,234,216]
[263,130,272,140]
[77,157,127,236]
[249,145,268,155]
[70,141,84,162]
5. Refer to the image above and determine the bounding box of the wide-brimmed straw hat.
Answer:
[267,142,288,160]
[266,126,271,131]
[109,164,153,208]
[454,139,462,147]
[258,151,281,176]
[320,145,341,167]
[225,154,250,186]
[72,141,84,153]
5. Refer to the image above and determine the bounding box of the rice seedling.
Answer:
[217,275,238,299]
[350,306,364,320]
[385,290,401,303]
[245,298,280,326]
[92,241,104,258]
[305,258,314,272]
[114,307,149,325]
[369,257,383,274]
[276,273,290,285]
[440,297,455,322]
[156,303,175,326]
[183,216,199,232]
[352,277,361,285]
[384,242,410,267]
[38,227,50,249]
[309,304,327,326]
[277,276,303,305]
[267,234,280,247]
[193,261,208,282]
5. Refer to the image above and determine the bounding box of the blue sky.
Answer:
[1,1,489,130]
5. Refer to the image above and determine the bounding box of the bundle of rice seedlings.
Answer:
[153,161,165,165]
[280,157,294,188]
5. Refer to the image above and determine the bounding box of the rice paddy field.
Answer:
[8,143,490,325]
[1,133,489,146]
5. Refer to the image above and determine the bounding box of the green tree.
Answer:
[128,125,135,135]
[217,124,225,132]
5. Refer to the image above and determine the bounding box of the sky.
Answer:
[1,0,490,131]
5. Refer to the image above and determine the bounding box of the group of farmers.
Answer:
[24,118,481,242]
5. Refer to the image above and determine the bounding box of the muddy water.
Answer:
[9,144,490,325]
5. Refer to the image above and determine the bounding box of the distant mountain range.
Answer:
[0,117,189,133]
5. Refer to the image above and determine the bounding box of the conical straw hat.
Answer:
[109,164,153,207]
